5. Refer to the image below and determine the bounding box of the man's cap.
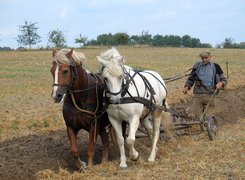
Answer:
[199,50,211,58]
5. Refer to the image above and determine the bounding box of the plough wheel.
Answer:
[207,116,218,141]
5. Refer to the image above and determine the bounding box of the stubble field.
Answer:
[0,47,244,179]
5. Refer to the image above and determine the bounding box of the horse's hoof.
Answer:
[130,154,139,161]
[77,161,87,173]
[78,166,86,173]
[130,151,139,161]
[147,157,155,162]
[119,164,128,169]
[81,161,87,168]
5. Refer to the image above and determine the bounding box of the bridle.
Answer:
[53,61,108,119]
[52,63,78,94]
[103,66,130,97]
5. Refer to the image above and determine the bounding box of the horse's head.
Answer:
[50,48,86,103]
[97,49,125,104]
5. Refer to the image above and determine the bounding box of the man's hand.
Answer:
[216,82,223,89]
[183,86,189,94]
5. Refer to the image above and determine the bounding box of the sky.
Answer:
[0,0,244,49]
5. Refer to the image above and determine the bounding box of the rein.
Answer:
[163,66,194,83]
[70,74,106,118]
[69,72,105,143]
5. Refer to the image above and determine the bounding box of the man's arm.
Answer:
[215,63,228,88]
[184,68,196,89]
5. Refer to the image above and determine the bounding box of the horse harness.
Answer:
[53,61,106,118]
[103,67,170,115]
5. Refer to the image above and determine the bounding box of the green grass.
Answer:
[27,119,50,130]
[11,120,20,130]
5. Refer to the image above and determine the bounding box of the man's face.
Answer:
[201,55,211,64]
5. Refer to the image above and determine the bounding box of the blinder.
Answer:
[104,74,130,97]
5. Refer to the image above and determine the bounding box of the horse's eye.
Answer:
[104,77,108,82]
[62,70,68,75]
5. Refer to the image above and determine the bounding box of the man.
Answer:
[183,50,227,119]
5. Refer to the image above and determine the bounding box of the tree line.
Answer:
[2,20,244,50]
[86,31,212,48]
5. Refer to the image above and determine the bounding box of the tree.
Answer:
[200,43,212,48]
[129,35,141,45]
[75,34,87,47]
[223,37,234,48]
[152,34,164,46]
[239,42,245,49]
[168,35,182,47]
[97,33,115,46]
[181,35,192,47]
[140,30,152,45]
[17,20,41,49]
[86,39,98,46]
[113,33,129,45]
[48,29,66,48]
[190,38,201,48]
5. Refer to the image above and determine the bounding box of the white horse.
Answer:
[97,47,173,168]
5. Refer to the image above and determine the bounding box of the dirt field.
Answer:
[0,47,244,179]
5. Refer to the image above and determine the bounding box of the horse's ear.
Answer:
[66,48,74,58]
[116,55,124,64]
[52,49,57,57]
[96,56,107,65]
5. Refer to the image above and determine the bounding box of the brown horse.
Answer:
[50,48,110,171]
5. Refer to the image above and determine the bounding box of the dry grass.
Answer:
[0,47,245,179]
[35,119,245,179]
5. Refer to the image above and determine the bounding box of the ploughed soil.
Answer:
[0,87,244,180]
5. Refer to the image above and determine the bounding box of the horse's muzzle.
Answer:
[52,93,63,103]
[109,95,123,104]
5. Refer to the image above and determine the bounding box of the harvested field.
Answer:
[0,47,244,179]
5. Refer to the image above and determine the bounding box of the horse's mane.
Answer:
[103,58,124,77]
[98,47,126,77]
[53,48,86,66]
[100,47,123,61]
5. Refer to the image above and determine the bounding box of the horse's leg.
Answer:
[148,110,162,162]
[99,129,109,164]
[142,117,153,142]
[67,127,86,170]
[126,115,140,161]
[110,118,127,168]
[87,122,99,167]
